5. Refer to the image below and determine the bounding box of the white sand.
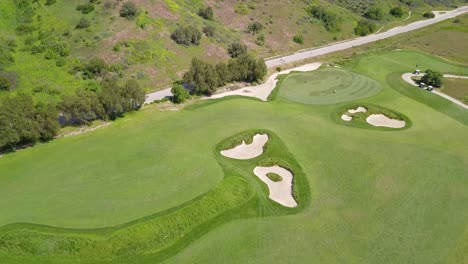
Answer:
[205,63,322,101]
[366,114,406,128]
[348,106,367,113]
[220,134,268,160]
[253,166,298,208]
[341,114,352,121]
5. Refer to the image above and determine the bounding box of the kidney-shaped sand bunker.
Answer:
[220,134,269,160]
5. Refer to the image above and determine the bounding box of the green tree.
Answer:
[183,58,219,95]
[421,70,443,87]
[354,20,377,36]
[198,7,214,20]
[423,12,435,18]
[171,84,190,103]
[203,25,216,37]
[227,42,247,58]
[365,7,384,20]
[120,1,138,19]
[247,22,263,34]
[83,58,108,79]
[76,3,95,14]
[390,7,404,18]
[60,89,105,125]
[308,6,340,32]
[171,26,202,46]
[0,76,11,91]
[99,79,145,119]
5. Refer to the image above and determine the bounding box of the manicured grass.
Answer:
[0,50,467,264]
[279,67,382,105]
[441,78,468,104]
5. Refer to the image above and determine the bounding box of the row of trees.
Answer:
[183,53,267,95]
[0,78,145,151]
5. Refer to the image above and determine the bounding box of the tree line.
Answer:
[0,78,145,152]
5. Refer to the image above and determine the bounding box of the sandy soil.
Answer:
[206,63,322,101]
[348,106,367,114]
[253,166,298,208]
[341,114,352,121]
[366,114,406,128]
[220,134,269,160]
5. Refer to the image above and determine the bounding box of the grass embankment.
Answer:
[334,103,411,131]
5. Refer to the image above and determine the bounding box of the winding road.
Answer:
[145,6,468,104]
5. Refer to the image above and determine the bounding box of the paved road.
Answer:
[145,6,468,104]
[265,6,468,68]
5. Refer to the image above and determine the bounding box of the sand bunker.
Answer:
[341,114,352,121]
[253,166,298,208]
[348,106,367,113]
[366,114,405,128]
[220,134,268,160]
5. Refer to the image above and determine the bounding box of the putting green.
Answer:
[279,67,382,104]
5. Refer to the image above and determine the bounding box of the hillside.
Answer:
[0,0,463,102]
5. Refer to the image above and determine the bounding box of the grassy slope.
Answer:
[0,0,456,97]
[0,50,467,263]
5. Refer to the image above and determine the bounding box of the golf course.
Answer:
[0,50,467,263]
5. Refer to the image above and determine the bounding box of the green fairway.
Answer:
[0,50,467,264]
[279,67,383,104]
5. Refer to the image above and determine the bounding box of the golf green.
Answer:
[279,67,383,104]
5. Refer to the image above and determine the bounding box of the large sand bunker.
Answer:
[341,114,352,121]
[366,114,406,128]
[220,134,268,160]
[253,166,298,208]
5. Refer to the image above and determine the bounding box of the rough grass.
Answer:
[441,78,468,104]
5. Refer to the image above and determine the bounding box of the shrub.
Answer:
[171,26,202,46]
[60,89,105,125]
[76,3,95,14]
[198,7,214,20]
[390,7,404,17]
[76,18,91,29]
[171,84,190,103]
[83,58,108,79]
[293,34,304,44]
[421,70,443,87]
[32,36,70,59]
[423,12,435,18]
[202,25,216,37]
[308,6,340,32]
[227,42,247,58]
[247,22,263,34]
[354,20,377,36]
[365,7,384,20]
[255,34,265,46]
[99,79,145,119]
[234,3,249,15]
[0,76,11,91]
[120,1,138,19]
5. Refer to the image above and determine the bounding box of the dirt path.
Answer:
[144,6,468,104]
[401,73,468,109]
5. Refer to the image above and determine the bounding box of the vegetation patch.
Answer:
[266,172,283,182]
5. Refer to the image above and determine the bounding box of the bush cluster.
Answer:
[247,22,264,34]
[120,1,138,19]
[198,7,214,20]
[308,6,340,32]
[421,70,443,87]
[227,42,247,58]
[76,3,95,14]
[171,26,202,46]
[365,7,384,20]
[423,12,435,18]
[183,54,267,95]
[354,20,377,36]
[390,7,404,17]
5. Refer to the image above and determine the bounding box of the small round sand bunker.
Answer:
[220,134,268,160]
[253,166,298,208]
[366,114,406,128]
[341,114,352,121]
